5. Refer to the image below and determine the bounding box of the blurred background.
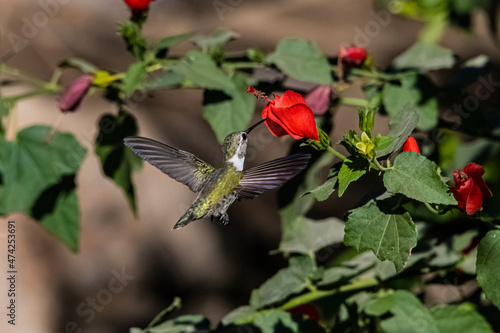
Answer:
[0,0,498,332]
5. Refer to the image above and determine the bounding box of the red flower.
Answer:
[403,136,419,153]
[123,0,155,13]
[339,46,367,67]
[262,90,319,141]
[58,76,93,113]
[304,85,331,116]
[286,303,320,323]
[450,163,492,215]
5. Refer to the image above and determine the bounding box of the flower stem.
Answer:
[0,64,48,88]
[327,146,347,161]
[340,97,369,107]
[424,202,440,215]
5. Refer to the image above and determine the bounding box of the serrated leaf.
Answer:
[148,315,209,333]
[95,111,143,215]
[431,304,493,333]
[384,152,457,205]
[303,162,340,201]
[344,201,417,272]
[476,230,500,310]
[0,126,86,251]
[192,28,238,48]
[203,73,255,143]
[366,290,439,333]
[222,306,258,325]
[31,176,80,252]
[393,42,455,73]
[153,31,195,51]
[123,62,148,97]
[338,157,368,197]
[382,73,438,130]
[250,256,316,309]
[279,153,335,253]
[253,309,324,333]
[1,125,86,213]
[266,38,331,84]
[174,50,234,94]
[144,71,183,90]
[377,106,419,157]
[279,217,345,256]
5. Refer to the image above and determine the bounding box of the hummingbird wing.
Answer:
[236,154,311,199]
[124,136,215,192]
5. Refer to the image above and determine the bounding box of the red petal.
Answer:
[264,118,288,137]
[451,178,472,212]
[463,163,493,198]
[267,105,319,141]
[402,136,420,153]
[274,90,307,109]
[465,180,484,215]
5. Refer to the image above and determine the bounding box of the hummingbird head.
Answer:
[222,132,248,171]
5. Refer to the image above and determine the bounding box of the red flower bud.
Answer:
[58,75,93,113]
[304,85,331,116]
[286,303,321,323]
[262,90,319,141]
[403,136,420,153]
[123,0,155,13]
[339,46,367,67]
[450,163,492,215]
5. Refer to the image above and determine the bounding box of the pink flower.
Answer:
[58,76,93,113]
[304,85,331,116]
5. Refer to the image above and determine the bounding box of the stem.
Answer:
[424,202,440,215]
[6,89,60,103]
[235,277,379,325]
[372,158,392,171]
[327,146,347,161]
[0,64,48,88]
[340,97,369,107]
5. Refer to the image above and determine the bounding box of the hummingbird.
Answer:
[123,120,311,230]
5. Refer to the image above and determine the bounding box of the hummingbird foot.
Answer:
[219,212,229,225]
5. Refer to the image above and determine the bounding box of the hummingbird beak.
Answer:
[245,119,266,134]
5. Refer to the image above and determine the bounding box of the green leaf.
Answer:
[147,315,209,333]
[0,126,86,251]
[1,125,86,214]
[279,217,345,256]
[250,256,316,309]
[174,51,234,94]
[266,38,331,84]
[192,28,238,48]
[279,153,335,253]
[203,73,255,143]
[431,304,494,333]
[144,71,183,90]
[95,111,143,215]
[384,152,457,205]
[58,58,98,74]
[31,176,80,252]
[366,290,440,333]
[123,62,148,97]
[145,297,182,329]
[253,309,324,333]
[344,201,417,272]
[303,162,340,202]
[120,21,147,60]
[153,31,195,51]
[393,42,455,73]
[377,106,419,157]
[222,306,257,325]
[318,252,377,287]
[476,230,500,310]
[382,72,438,130]
[338,157,369,197]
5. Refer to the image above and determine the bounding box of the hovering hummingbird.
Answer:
[124,120,311,230]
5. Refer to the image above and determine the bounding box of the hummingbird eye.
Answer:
[241,133,247,140]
